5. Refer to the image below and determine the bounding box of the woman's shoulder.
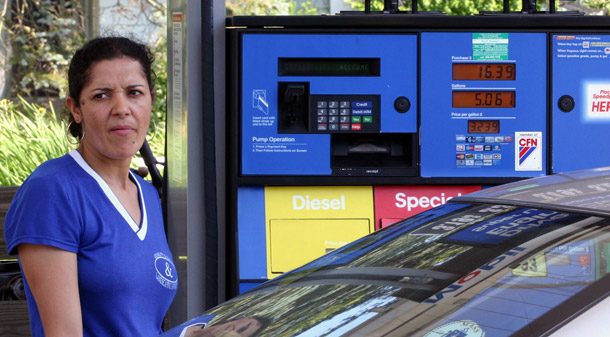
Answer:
[30,153,77,176]
[19,153,81,193]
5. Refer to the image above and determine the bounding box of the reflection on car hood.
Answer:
[456,166,610,217]
[160,198,610,337]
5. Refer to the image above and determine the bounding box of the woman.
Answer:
[4,36,177,336]
[178,316,267,337]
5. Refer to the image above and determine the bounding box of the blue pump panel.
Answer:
[241,34,417,175]
[237,187,267,283]
[552,34,610,173]
[420,32,547,178]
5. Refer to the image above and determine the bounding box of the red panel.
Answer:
[374,185,482,229]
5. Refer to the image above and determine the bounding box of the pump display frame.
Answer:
[224,13,610,297]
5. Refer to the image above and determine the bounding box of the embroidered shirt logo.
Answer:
[154,252,178,290]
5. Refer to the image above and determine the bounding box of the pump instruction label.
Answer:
[473,33,509,60]
[554,35,610,60]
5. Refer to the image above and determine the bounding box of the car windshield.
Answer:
[166,202,610,337]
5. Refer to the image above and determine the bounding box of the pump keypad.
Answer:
[311,95,380,133]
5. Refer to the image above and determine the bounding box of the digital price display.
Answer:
[453,91,516,108]
[468,120,500,134]
[453,63,516,80]
[278,58,381,77]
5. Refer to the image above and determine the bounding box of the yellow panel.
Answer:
[268,219,371,277]
[264,186,375,279]
[265,186,374,219]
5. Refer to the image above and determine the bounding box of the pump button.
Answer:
[558,95,575,112]
[352,101,373,108]
[394,96,411,113]
[310,94,380,134]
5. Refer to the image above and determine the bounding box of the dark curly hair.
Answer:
[67,36,155,139]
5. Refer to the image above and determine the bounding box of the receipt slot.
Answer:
[552,34,610,172]
[240,34,418,176]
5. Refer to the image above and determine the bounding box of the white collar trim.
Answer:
[69,149,148,240]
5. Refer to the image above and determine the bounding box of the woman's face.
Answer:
[183,317,263,337]
[68,57,152,161]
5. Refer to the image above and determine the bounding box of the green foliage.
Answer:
[2,0,86,100]
[0,96,165,186]
[226,0,288,16]
[289,1,319,15]
[419,0,523,14]
[0,96,71,186]
[226,0,318,16]
[583,0,610,13]
[346,0,533,14]
[0,1,167,186]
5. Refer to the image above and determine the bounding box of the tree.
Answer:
[345,0,557,14]
[226,0,318,16]
[581,0,610,14]
[1,0,85,101]
[0,0,168,185]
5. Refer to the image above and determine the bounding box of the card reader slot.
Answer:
[278,82,310,134]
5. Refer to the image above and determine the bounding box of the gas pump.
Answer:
[224,0,610,295]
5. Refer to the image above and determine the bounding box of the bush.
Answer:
[0,97,70,186]
[0,97,165,186]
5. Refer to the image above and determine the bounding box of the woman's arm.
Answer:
[18,243,83,337]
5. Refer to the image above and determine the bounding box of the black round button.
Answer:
[558,95,575,112]
[394,96,411,113]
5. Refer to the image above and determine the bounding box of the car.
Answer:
[159,167,610,337]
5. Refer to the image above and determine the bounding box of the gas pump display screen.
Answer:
[453,63,516,80]
[453,91,516,108]
[468,120,500,133]
[278,58,381,77]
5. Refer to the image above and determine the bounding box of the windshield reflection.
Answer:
[192,202,608,337]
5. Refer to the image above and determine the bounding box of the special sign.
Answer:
[586,83,610,120]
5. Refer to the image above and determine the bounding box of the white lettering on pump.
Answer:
[293,195,346,210]
[394,193,461,211]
